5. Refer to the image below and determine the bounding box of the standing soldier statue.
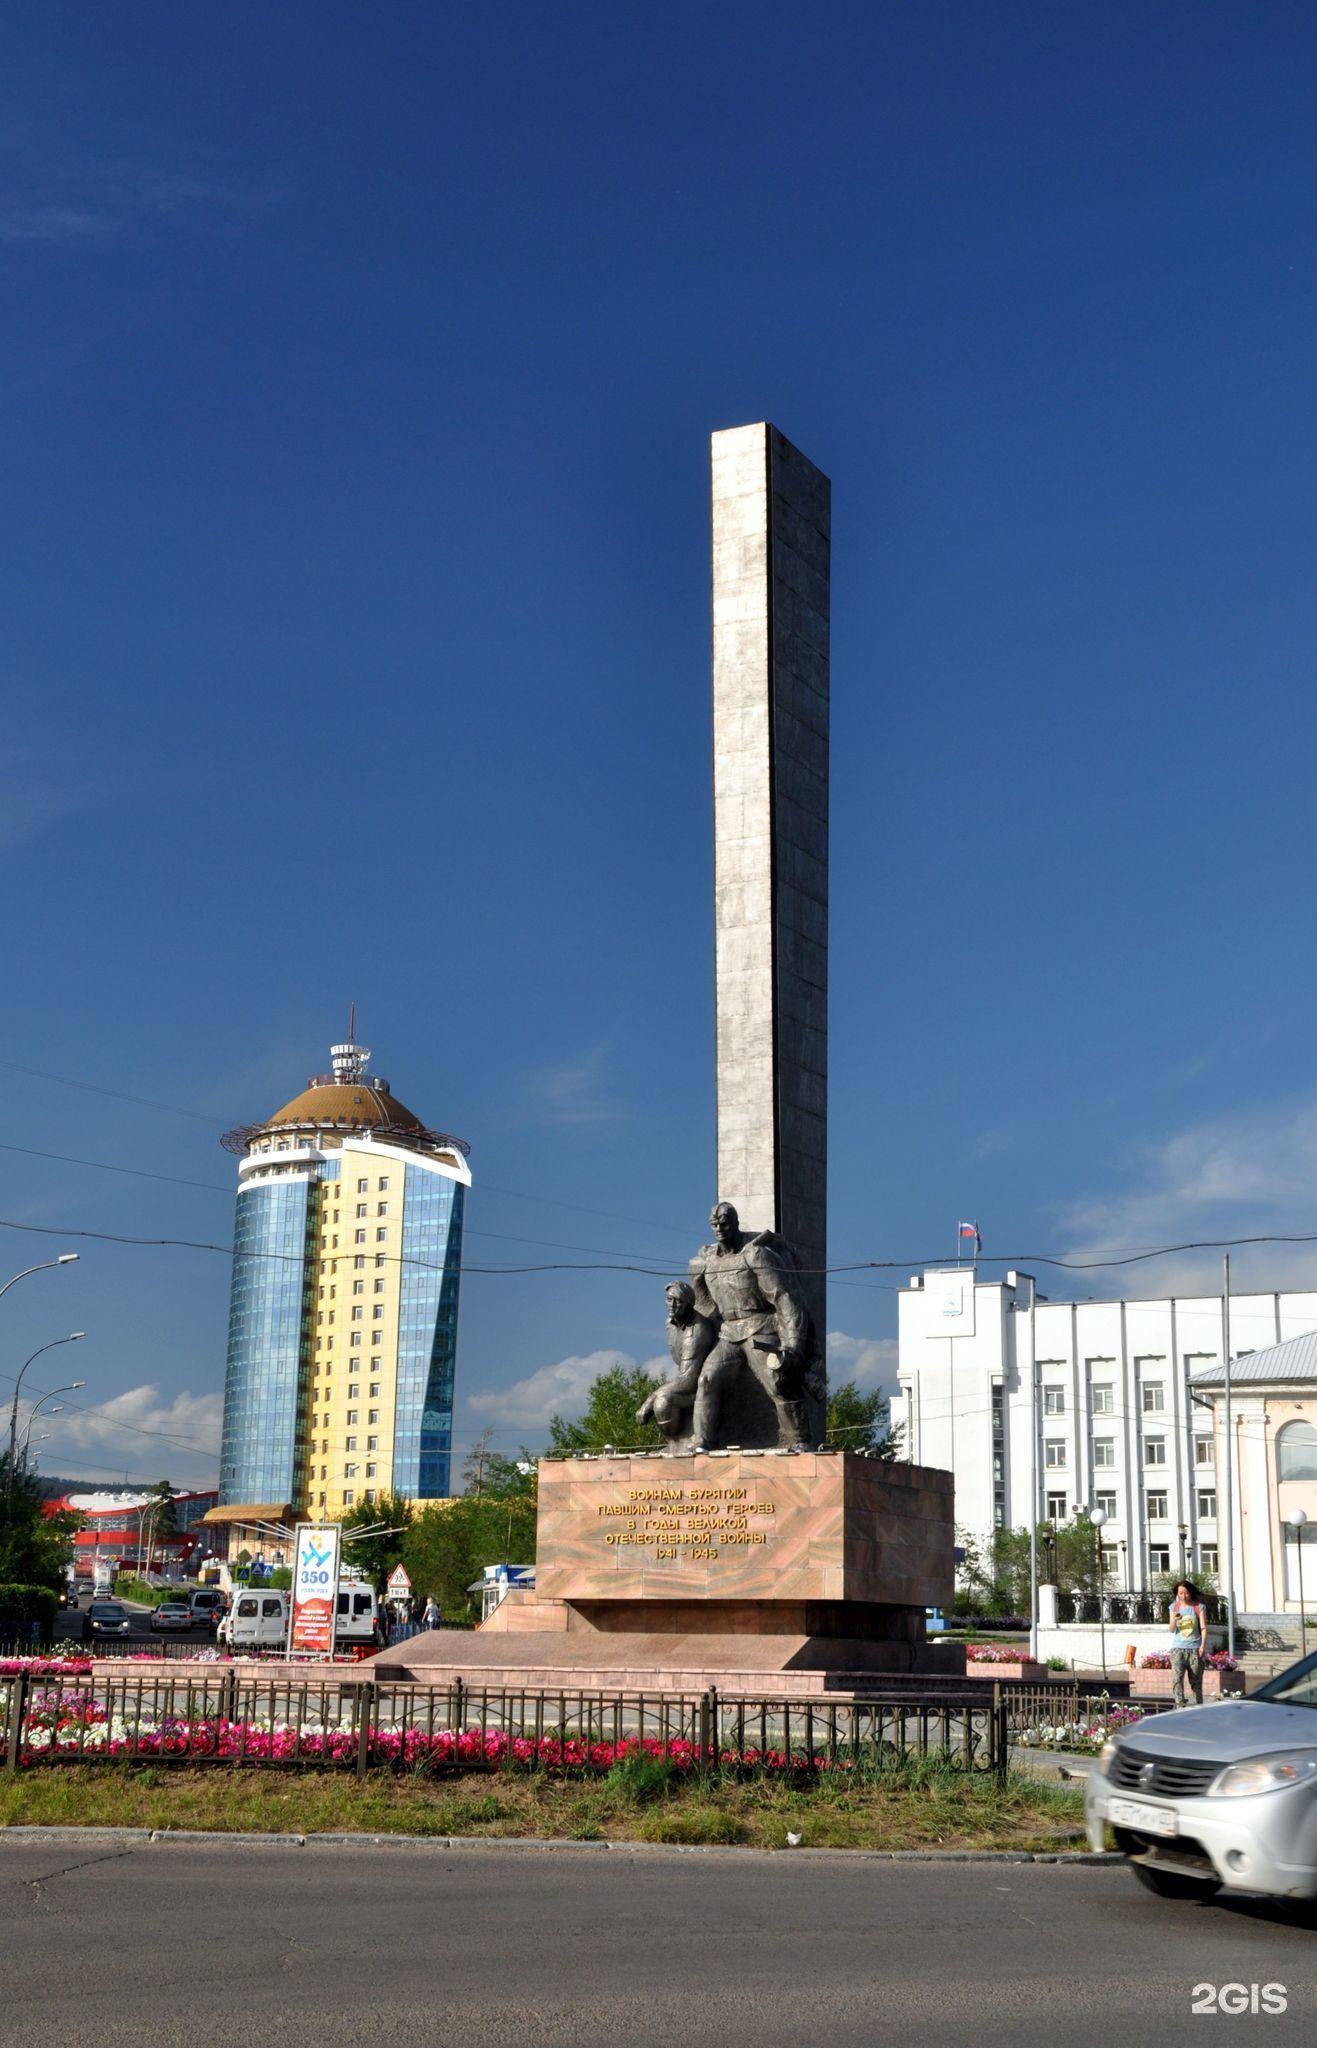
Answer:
[634,1202,825,1452]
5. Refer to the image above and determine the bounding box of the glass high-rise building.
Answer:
[217,1034,470,1518]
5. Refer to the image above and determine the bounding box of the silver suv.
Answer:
[1086,1650,1317,1903]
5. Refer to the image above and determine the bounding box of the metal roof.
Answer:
[1191,1325,1317,1387]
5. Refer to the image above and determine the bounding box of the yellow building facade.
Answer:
[216,1036,471,1524]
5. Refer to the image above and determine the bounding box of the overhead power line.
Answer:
[6,1209,1317,1282]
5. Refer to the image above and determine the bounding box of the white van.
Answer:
[336,1582,382,1649]
[220,1590,289,1654]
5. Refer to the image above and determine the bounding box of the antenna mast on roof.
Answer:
[330,1007,370,1085]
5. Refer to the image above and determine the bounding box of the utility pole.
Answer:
[1222,1252,1236,1660]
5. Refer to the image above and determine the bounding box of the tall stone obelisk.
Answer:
[711,423,829,1341]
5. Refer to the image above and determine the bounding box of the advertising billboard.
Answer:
[288,1523,341,1658]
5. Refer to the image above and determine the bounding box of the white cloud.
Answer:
[0,148,257,247]
[1058,1087,1317,1296]
[0,748,129,853]
[30,1385,223,1483]
[523,1048,631,1126]
[472,1333,902,1436]
[826,1331,899,1399]
[465,1349,666,1432]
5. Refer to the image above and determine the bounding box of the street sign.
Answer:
[289,1524,341,1659]
[386,1564,412,1595]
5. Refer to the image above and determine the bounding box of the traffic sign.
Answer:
[386,1564,412,1594]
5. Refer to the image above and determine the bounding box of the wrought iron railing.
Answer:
[1,1672,1011,1778]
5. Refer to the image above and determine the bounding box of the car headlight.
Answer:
[1097,1737,1120,1774]
[1209,1752,1317,1797]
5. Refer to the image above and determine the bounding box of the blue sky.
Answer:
[5,3,1317,1489]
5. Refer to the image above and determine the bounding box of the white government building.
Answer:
[892,1269,1317,1618]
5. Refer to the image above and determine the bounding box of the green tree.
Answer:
[336,1491,413,1590]
[480,1451,538,1501]
[953,1515,1109,1616]
[824,1381,891,1452]
[548,1363,663,1454]
[400,1494,538,1623]
[144,1479,179,1556]
[0,1455,80,1594]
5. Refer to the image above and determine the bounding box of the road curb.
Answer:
[0,1823,1124,1864]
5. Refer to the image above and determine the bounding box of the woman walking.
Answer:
[1168,1579,1208,1707]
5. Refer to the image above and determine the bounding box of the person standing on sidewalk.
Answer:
[1168,1579,1208,1706]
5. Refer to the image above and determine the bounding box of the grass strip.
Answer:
[0,1756,1085,1853]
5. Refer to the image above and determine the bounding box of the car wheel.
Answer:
[1132,1863,1221,1901]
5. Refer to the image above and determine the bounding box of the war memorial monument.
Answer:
[377,424,955,1694]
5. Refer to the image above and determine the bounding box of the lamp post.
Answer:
[1090,1508,1109,1679]
[6,1333,85,1504]
[1288,1508,1309,1660]
[19,1381,86,1461]
[0,1254,79,1308]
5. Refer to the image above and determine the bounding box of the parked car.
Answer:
[188,1588,227,1633]
[219,1591,289,1655]
[1086,1648,1317,1903]
[150,1601,194,1633]
[82,1601,132,1644]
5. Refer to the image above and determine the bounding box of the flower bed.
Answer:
[6,1691,995,1777]
[1133,1649,1245,1698]
[1015,1703,1148,1755]
[1139,1650,1240,1670]
[0,1656,92,1679]
[1133,1666,1245,1698]
[964,1647,1048,1681]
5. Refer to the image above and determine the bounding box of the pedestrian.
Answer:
[422,1594,441,1630]
[1168,1578,1208,1707]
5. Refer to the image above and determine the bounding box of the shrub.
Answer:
[0,1584,58,1644]
[606,1751,680,1805]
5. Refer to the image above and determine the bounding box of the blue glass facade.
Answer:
[219,1179,316,1504]
[393,1163,464,1499]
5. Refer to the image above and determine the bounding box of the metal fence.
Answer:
[1,1672,1011,1779]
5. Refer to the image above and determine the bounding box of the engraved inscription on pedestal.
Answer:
[536,1452,954,1610]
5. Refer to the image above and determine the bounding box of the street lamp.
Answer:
[5,1334,85,1503]
[19,1380,86,1460]
[0,1254,79,1307]
[1090,1508,1110,1679]
[1288,1508,1309,1660]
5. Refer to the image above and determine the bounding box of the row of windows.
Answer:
[1044,1488,1217,1522]
[1042,1424,1317,1480]
[1045,1382,1171,1416]
[1046,1435,1212,1470]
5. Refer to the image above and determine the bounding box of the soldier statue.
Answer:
[636,1201,825,1452]
[636,1281,719,1439]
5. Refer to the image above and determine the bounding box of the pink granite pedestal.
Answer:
[372,1452,960,1697]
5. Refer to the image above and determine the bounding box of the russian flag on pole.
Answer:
[957,1221,982,1255]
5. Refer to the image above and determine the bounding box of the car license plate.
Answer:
[1108,1796,1178,1837]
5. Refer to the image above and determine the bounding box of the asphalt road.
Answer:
[52,1600,215,1649]
[1,1838,1313,2048]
